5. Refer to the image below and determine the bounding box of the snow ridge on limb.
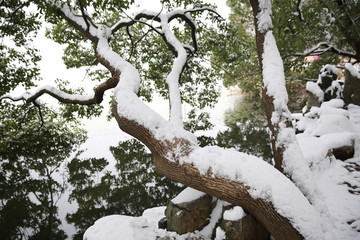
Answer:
[95,24,195,143]
[47,0,99,42]
[180,146,325,240]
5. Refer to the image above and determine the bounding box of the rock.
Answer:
[304,65,343,113]
[165,190,270,239]
[218,205,270,240]
[305,87,322,112]
[156,236,204,240]
[155,237,173,240]
[318,64,339,92]
[332,142,355,161]
[158,217,167,229]
[165,188,213,235]
[344,66,360,106]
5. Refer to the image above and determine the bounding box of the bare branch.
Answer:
[170,7,224,53]
[126,26,135,61]
[111,7,223,52]
[183,7,223,20]
[295,42,357,59]
[32,101,45,128]
[126,26,155,61]
[111,11,161,34]
[111,13,162,35]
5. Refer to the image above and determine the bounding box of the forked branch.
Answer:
[295,42,357,59]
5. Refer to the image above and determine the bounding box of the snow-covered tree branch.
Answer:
[1,0,359,239]
[296,42,357,60]
[0,76,119,105]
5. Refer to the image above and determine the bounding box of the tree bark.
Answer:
[344,66,360,106]
[112,104,303,240]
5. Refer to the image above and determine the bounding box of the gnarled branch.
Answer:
[1,77,119,105]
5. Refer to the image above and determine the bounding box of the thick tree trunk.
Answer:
[154,156,303,240]
[112,104,304,240]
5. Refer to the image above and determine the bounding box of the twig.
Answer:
[32,101,45,128]
[297,0,304,22]
[78,0,90,32]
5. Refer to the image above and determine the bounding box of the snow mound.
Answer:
[171,187,206,204]
[83,207,166,240]
[223,206,246,221]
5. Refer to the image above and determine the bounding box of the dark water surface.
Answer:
[0,99,271,239]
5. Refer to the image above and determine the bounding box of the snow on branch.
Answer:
[1,85,93,104]
[109,7,221,127]
[295,42,357,59]
[257,1,333,231]
[48,0,99,42]
[95,22,196,142]
[257,0,273,32]
[0,77,119,105]
[181,146,325,240]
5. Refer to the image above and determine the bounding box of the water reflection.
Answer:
[1,96,271,239]
[0,103,85,240]
[66,140,183,239]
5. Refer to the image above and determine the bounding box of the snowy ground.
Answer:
[83,100,360,240]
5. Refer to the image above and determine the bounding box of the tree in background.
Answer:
[213,0,359,114]
[222,0,359,85]
[0,0,42,96]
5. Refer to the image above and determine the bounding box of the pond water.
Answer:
[0,88,272,240]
